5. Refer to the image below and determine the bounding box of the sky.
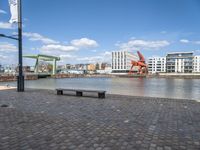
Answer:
[1,0,200,65]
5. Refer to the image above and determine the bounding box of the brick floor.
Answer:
[0,89,200,150]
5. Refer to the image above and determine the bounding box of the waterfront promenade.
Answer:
[0,89,200,150]
[0,86,16,90]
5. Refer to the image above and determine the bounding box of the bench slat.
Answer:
[56,88,106,98]
[56,88,106,93]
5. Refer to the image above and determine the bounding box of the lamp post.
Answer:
[0,0,24,92]
[17,0,24,92]
[0,33,24,92]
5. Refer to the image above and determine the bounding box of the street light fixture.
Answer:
[0,32,24,92]
[0,0,24,92]
[0,34,18,40]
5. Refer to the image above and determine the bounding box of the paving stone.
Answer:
[164,146,172,150]
[0,89,200,150]
[157,147,163,150]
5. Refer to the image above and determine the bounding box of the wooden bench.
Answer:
[56,88,106,99]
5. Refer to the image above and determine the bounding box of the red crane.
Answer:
[129,51,148,74]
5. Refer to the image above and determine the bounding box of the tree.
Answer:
[95,63,100,70]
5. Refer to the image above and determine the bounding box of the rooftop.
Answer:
[167,51,194,55]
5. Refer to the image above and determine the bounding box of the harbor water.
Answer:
[1,77,200,100]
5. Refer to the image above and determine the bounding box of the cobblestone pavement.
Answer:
[0,89,200,150]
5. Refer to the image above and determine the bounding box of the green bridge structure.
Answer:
[23,54,60,75]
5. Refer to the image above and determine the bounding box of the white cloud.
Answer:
[0,55,7,59]
[0,42,17,52]
[0,9,7,14]
[23,33,98,53]
[160,31,167,34]
[180,39,189,43]
[39,37,98,54]
[60,54,77,59]
[179,39,200,45]
[130,37,136,40]
[58,54,77,63]
[100,51,112,62]
[91,49,97,52]
[195,50,200,53]
[71,38,98,48]
[117,39,170,51]
[41,44,78,52]
[75,51,112,63]
[0,22,14,29]
[31,47,38,51]
[76,56,103,63]
[0,54,17,64]
[194,41,200,44]
[23,32,59,44]
[102,51,111,56]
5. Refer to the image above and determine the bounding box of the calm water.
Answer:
[1,77,200,100]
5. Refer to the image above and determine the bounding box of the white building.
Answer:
[148,57,166,74]
[96,67,112,74]
[193,56,200,73]
[166,52,193,73]
[112,51,138,73]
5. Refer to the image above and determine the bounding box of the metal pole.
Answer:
[17,0,24,92]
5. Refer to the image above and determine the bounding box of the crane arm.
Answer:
[137,51,145,62]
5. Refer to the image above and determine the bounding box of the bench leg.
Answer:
[98,93,105,99]
[57,90,63,95]
[76,91,83,96]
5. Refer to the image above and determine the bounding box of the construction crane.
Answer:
[129,51,148,74]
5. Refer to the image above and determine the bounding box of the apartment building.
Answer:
[112,51,138,73]
[87,64,96,71]
[148,57,166,74]
[166,52,193,73]
[193,56,200,73]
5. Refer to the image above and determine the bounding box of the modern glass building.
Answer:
[166,52,194,73]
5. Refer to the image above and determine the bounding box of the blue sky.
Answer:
[1,0,200,65]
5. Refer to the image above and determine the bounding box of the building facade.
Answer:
[166,52,194,73]
[112,51,138,73]
[87,64,96,71]
[148,57,166,74]
[193,56,200,73]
